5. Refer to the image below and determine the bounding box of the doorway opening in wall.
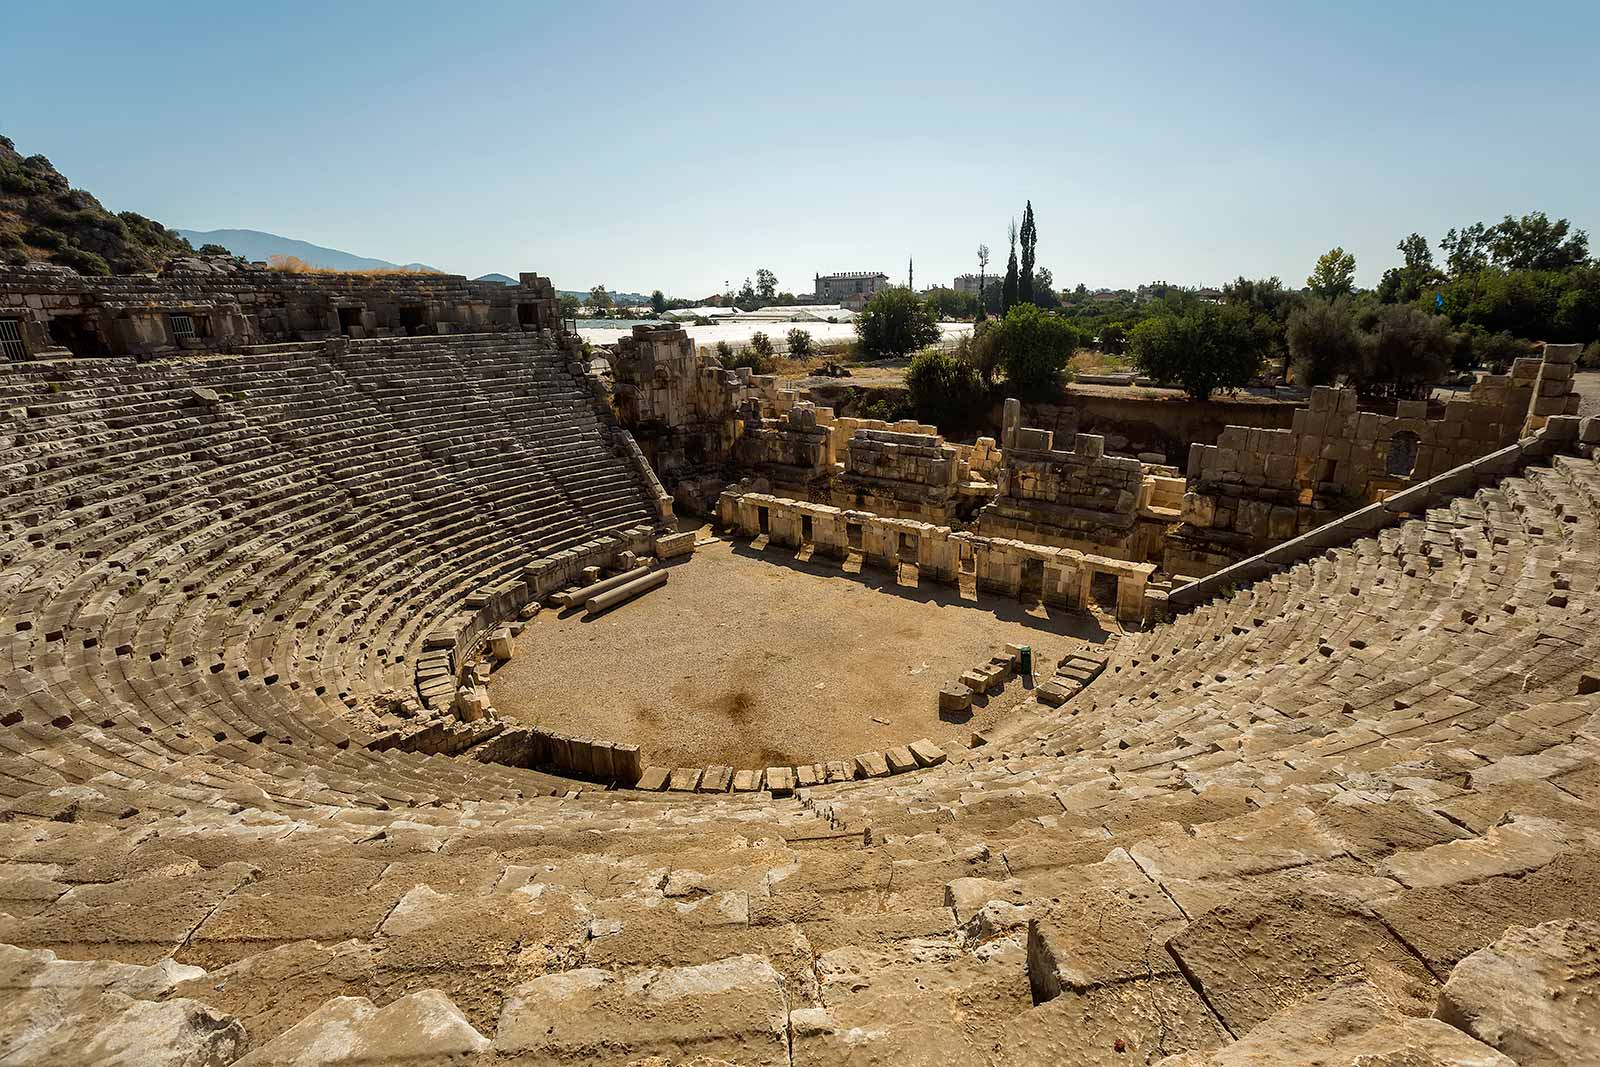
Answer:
[1386,431,1420,478]
[1020,558,1045,605]
[399,305,430,336]
[757,506,770,535]
[517,303,542,329]
[800,515,814,544]
[897,532,920,586]
[1090,571,1119,614]
[337,307,364,337]
[1319,458,1338,485]
[47,314,109,358]
[846,522,864,552]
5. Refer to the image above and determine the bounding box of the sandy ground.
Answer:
[1573,370,1600,417]
[488,533,1115,769]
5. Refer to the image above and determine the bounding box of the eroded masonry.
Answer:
[2,265,1599,1066]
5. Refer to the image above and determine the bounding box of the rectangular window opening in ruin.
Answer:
[337,307,364,337]
[399,305,429,336]
[1090,571,1119,610]
[47,314,109,358]
[0,318,26,361]
[518,303,542,329]
[898,532,918,558]
[846,522,864,551]
[1319,458,1338,484]
[800,515,814,544]
[757,506,769,534]
[959,543,976,574]
[169,313,196,342]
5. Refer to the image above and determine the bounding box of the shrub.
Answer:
[906,346,985,429]
[996,304,1080,396]
[785,328,814,359]
[856,287,941,359]
[749,331,775,362]
[55,246,111,276]
[22,225,67,251]
[1131,303,1262,400]
[713,340,734,363]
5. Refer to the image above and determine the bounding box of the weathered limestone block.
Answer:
[1437,919,1600,1067]
[495,957,788,1064]
[766,766,795,796]
[884,746,918,774]
[237,990,488,1065]
[854,751,890,778]
[487,627,514,660]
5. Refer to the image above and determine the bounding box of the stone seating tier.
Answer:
[1,338,1598,1064]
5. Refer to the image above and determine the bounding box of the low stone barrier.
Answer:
[716,489,1153,623]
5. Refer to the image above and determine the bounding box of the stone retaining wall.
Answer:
[717,489,1153,623]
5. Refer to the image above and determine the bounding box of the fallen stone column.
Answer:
[585,568,669,615]
[561,563,653,607]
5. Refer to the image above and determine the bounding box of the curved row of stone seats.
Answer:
[2,437,1597,1061]
[0,333,659,816]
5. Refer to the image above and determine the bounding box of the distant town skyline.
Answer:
[3,1,1595,298]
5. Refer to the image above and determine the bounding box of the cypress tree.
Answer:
[1019,200,1037,306]
[1002,220,1019,314]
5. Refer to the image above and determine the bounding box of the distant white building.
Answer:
[952,273,992,295]
[814,271,889,310]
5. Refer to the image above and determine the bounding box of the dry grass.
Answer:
[267,254,440,276]
[1070,349,1132,375]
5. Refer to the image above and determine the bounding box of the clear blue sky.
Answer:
[4,1,1596,297]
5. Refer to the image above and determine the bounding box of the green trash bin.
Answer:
[1018,645,1032,676]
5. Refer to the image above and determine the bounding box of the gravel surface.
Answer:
[488,534,1114,769]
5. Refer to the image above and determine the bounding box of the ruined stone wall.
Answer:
[0,259,560,360]
[717,489,1153,622]
[608,323,779,485]
[1169,345,1583,575]
[977,398,1145,552]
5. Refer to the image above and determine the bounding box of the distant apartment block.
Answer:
[815,271,889,309]
[953,273,993,295]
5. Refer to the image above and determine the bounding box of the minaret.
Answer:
[908,257,914,292]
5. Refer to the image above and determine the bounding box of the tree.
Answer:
[905,345,984,428]
[755,268,778,300]
[785,328,814,358]
[1440,224,1491,276]
[1487,212,1589,271]
[975,243,991,323]
[1031,266,1059,309]
[1019,201,1037,306]
[1377,233,1442,304]
[649,289,667,314]
[1286,296,1360,386]
[1098,322,1128,356]
[558,294,580,319]
[996,304,1080,396]
[1355,303,1453,391]
[588,285,613,310]
[1307,247,1356,298]
[856,287,942,358]
[1002,220,1019,313]
[924,287,979,319]
[1128,303,1261,400]
[738,277,756,302]
[748,331,775,364]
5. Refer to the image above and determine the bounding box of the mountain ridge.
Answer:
[175,228,439,274]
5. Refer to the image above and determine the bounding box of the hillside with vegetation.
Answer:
[0,134,191,274]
